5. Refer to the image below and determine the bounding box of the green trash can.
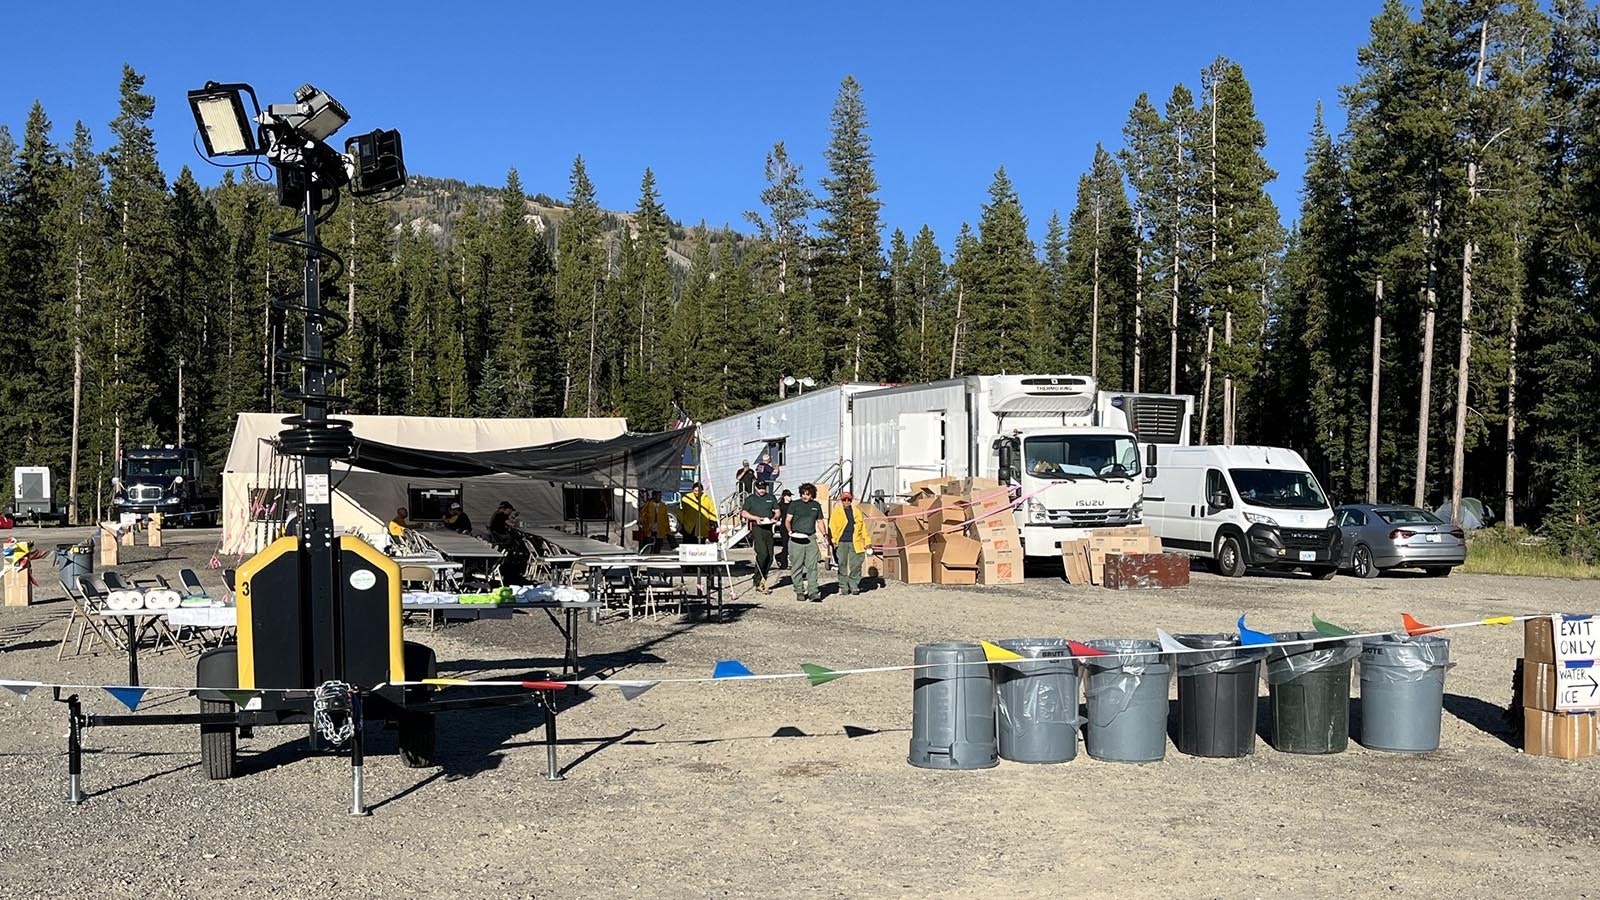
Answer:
[1265,631,1361,754]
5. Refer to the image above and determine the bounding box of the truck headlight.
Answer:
[1324,515,1337,529]
[1027,500,1046,523]
[1244,511,1278,527]
[1131,500,1143,519]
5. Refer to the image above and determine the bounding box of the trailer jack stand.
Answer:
[60,690,84,805]
[349,691,369,817]
[542,690,563,782]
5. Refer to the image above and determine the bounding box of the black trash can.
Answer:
[993,638,1080,764]
[1265,631,1361,754]
[1174,634,1263,759]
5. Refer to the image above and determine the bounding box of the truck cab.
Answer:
[113,446,218,526]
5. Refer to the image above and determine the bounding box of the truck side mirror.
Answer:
[1144,465,1157,480]
[1145,444,1157,466]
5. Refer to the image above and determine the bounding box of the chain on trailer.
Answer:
[312,680,356,746]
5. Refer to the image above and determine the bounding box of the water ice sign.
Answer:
[1555,614,1599,711]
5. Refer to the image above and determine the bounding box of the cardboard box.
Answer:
[977,559,1025,585]
[3,566,32,607]
[1102,552,1191,590]
[1061,539,1092,585]
[147,519,163,548]
[930,533,981,584]
[978,533,1022,557]
[1522,659,1559,712]
[930,497,969,528]
[902,547,934,584]
[1524,617,1555,665]
[1523,707,1598,759]
[98,524,121,567]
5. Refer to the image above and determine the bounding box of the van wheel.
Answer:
[1352,544,1380,579]
[1214,534,1246,578]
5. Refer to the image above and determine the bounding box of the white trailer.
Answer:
[850,375,1194,557]
[695,383,881,522]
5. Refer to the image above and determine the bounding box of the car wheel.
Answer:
[1425,566,1452,578]
[1353,544,1379,579]
[1215,534,1246,578]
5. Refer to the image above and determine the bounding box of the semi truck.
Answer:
[695,374,1193,558]
[112,446,220,525]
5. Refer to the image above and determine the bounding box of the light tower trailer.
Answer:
[849,374,1193,557]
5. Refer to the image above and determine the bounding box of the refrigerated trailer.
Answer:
[849,375,1193,557]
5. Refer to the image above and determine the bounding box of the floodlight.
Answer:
[269,83,350,142]
[345,128,406,195]
[783,376,796,387]
[187,83,259,157]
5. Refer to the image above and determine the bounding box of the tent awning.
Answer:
[344,427,695,489]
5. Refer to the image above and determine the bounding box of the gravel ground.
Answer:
[0,528,1594,899]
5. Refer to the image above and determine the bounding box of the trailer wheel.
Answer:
[399,641,438,768]
[200,699,237,780]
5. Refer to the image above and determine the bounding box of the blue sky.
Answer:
[4,1,1380,248]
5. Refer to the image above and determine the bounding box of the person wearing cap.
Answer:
[784,483,826,602]
[828,491,869,595]
[740,481,779,593]
[735,460,756,497]
[442,501,472,534]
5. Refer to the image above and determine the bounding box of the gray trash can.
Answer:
[55,543,93,584]
[1358,634,1452,753]
[993,638,1081,764]
[1082,639,1171,763]
[909,641,998,770]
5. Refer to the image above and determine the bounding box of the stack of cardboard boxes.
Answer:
[1518,616,1599,760]
[872,476,1023,586]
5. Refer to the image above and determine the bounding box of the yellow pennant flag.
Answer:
[1482,616,1515,626]
[421,677,471,686]
[980,640,1024,662]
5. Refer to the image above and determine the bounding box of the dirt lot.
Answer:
[0,528,1594,900]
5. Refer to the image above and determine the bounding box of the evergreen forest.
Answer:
[1,0,1598,537]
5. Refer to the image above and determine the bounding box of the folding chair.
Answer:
[174,568,233,648]
[56,575,124,660]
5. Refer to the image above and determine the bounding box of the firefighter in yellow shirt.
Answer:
[638,490,672,551]
[678,482,716,543]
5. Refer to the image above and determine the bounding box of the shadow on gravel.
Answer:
[1443,692,1518,748]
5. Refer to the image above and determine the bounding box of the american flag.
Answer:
[670,402,695,430]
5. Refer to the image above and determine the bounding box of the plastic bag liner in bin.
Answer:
[1358,634,1453,753]
[1174,634,1264,758]
[993,638,1083,764]
[1265,631,1361,754]
[909,641,998,770]
[1082,639,1171,763]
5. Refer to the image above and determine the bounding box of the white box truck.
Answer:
[849,375,1193,557]
[1143,444,1341,578]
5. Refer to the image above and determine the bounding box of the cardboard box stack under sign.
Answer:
[1519,617,1599,760]
[937,477,1024,585]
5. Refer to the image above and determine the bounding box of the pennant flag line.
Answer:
[1312,614,1354,637]
[713,660,754,679]
[800,664,845,687]
[104,686,148,712]
[1482,615,1515,626]
[221,690,258,708]
[1157,630,1194,654]
[1238,615,1276,646]
[1402,613,1445,636]
[520,681,570,691]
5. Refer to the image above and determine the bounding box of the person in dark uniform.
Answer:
[442,502,472,534]
[740,481,779,593]
[775,489,793,569]
[487,501,528,585]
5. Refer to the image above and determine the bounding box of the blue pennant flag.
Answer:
[105,686,149,712]
[1237,614,1275,646]
[712,660,754,679]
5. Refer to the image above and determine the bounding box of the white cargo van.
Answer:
[1143,445,1341,578]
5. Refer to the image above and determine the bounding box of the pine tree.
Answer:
[1118,94,1166,391]
[947,223,980,376]
[621,168,676,428]
[556,156,606,414]
[162,167,226,461]
[814,76,887,382]
[883,227,911,381]
[52,121,106,521]
[967,167,1038,374]
[1037,210,1073,372]
[479,169,557,416]
[746,141,818,383]
[903,225,948,382]
[1061,145,1139,386]
[664,227,715,419]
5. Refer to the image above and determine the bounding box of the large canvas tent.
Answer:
[220,414,689,556]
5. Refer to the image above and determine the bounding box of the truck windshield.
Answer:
[1023,435,1139,480]
[124,458,184,478]
[1229,468,1328,510]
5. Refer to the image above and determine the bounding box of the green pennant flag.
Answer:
[801,664,845,687]
[1312,613,1354,637]
[222,690,259,708]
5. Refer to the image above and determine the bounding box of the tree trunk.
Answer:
[1199,325,1214,444]
[1170,127,1182,396]
[1505,315,1517,527]
[68,237,84,525]
[948,283,964,379]
[1415,192,1441,509]
[1367,279,1383,505]
[1450,21,1489,526]
[1223,310,1234,444]
[1133,208,1143,392]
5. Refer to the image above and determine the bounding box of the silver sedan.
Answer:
[1334,504,1467,578]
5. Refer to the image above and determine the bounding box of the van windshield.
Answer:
[1024,435,1139,480]
[1228,468,1327,510]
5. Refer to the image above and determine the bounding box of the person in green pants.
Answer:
[828,491,868,595]
[784,483,826,602]
[740,481,779,593]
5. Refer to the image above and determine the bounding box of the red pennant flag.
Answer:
[1068,640,1110,657]
[1401,613,1444,636]
[520,680,571,691]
